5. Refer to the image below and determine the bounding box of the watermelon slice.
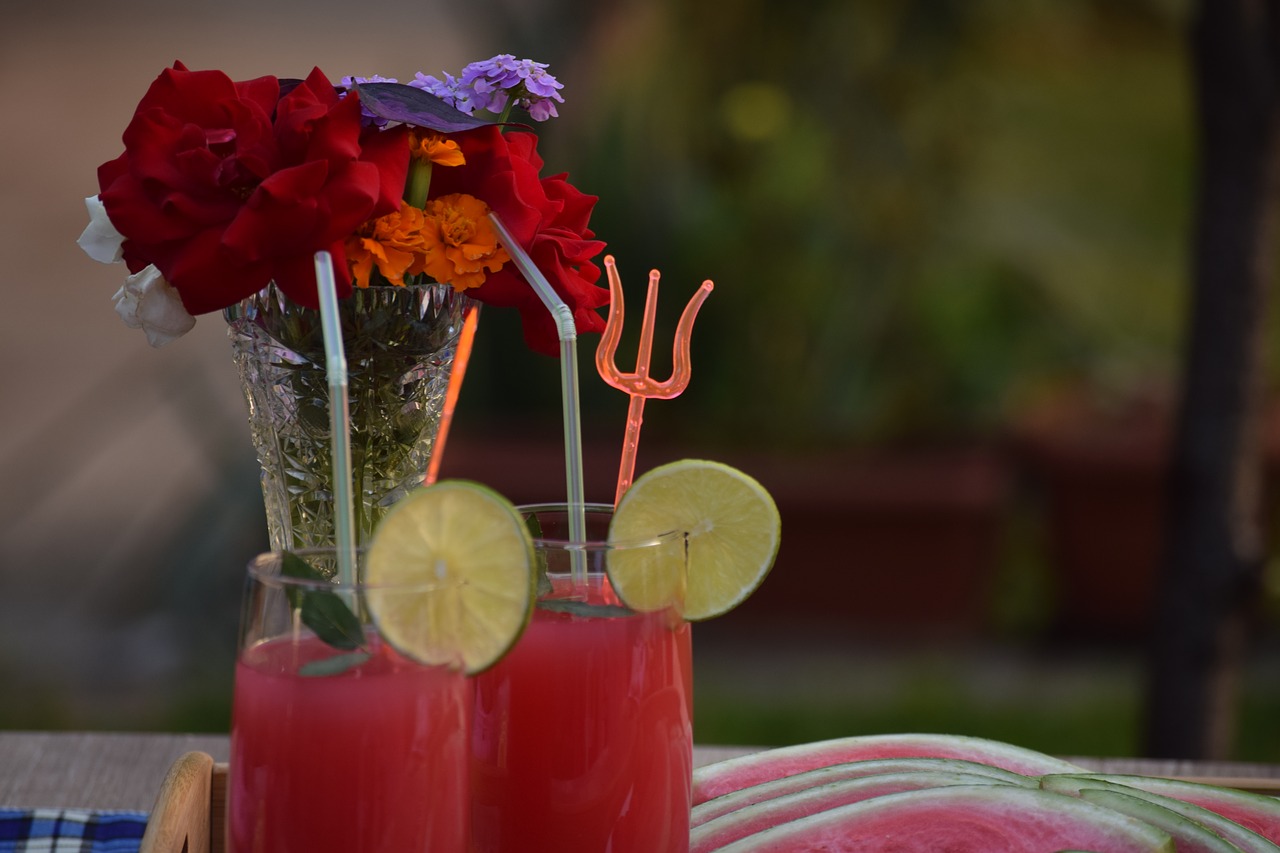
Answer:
[691,770,1018,852]
[1076,789,1245,853]
[1070,775,1280,846]
[693,756,1034,826]
[693,733,1087,804]
[1041,775,1280,853]
[709,784,1175,852]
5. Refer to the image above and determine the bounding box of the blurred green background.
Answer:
[464,0,1197,445]
[3,0,1279,761]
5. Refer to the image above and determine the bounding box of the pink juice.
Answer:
[470,578,693,853]
[229,634,470,853]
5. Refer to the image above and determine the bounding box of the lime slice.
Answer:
[607,459,781,620]
[365,480,535,674]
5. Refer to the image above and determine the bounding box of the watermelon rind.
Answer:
[1076,789,1245,853]
[1041,775,1280,853]
[691,770,1019,852]
[712,785,1175,852]
[1070,774,1280,846]
[693,757,1034,827]
[692,733,1087,805]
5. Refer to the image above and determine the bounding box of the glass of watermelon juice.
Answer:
[470,503,694,853]
[228,549,471,853]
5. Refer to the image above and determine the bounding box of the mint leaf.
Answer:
[538,599,634,619]
[524,513,553,598]
[300,651,372,678]
[281,550,331,582]
[280,551,367,651]
[301,590,366,650]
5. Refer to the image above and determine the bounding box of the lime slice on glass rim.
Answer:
[364,480,536,674]
[606,459,781,620]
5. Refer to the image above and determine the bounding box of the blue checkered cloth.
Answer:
[0,809,148,853]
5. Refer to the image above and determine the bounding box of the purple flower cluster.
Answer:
[408,71,477,116]
[411,55,564,121]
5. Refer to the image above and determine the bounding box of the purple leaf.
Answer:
[354,82,498,132]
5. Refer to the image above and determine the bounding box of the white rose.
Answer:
[77,195,125,264]
[113,266,197,347]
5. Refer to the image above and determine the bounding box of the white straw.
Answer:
[314,252,358,586]
[488,213,588,582]
[487,213,579,343]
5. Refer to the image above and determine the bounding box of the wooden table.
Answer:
[0,731,763,810]
[3,731,1279,811]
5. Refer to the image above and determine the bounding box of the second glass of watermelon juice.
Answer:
[470,503,694,853]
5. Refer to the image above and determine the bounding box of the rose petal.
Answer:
[92,64,406,317]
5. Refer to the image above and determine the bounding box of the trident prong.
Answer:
[596,255,714,504]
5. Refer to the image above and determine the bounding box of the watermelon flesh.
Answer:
[693,756,1034,827]
[711,785,1175,852]
[693,733,1088,804]
[691,770,1017,852]
[1071,775,1280,846]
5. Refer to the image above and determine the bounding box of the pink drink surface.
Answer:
[229,635,470,853]
[471,578,693,853]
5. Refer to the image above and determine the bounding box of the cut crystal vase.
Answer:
[225,282,477,551]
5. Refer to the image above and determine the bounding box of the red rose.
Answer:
[97,63,409,313]
[429,126,607,356]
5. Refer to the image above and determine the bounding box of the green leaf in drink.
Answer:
[524,512,554,598]
[300,651,373,678]
[280,551,367,652]
[536,598,634,619]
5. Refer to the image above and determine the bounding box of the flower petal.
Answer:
[78,195,125,263]
[112,265,196,347]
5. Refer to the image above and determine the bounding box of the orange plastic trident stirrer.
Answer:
[596,256,714,504]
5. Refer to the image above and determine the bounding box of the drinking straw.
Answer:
[487,212,588,581]
[596,257,713,503]
[313,251,358,586]
[424,306,480,486]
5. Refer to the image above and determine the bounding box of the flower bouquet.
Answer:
[79,56,609,549]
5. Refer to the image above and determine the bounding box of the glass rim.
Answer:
[516,502,685,550]
[245,548,460,594]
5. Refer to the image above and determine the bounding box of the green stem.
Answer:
[354,379,375,548]
[495,102,514,130]
[405,158,432,209]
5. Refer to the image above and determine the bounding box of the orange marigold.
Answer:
[344,203,430,288]
[409,129,466,167]
[420,193,509,291]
